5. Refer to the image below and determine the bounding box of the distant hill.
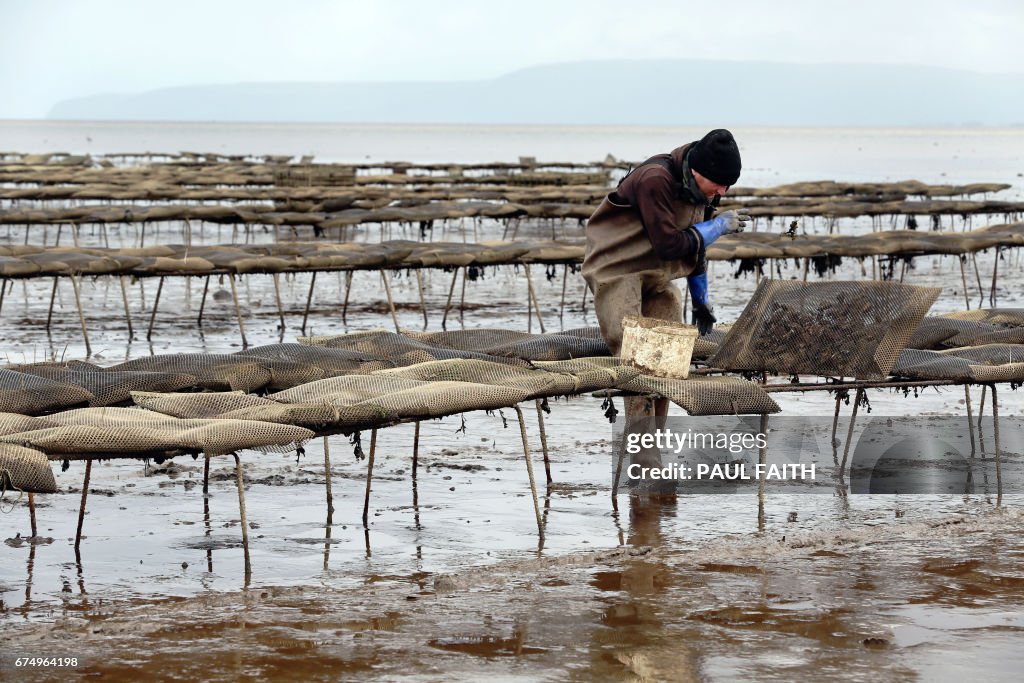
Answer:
[48,59,1024,127]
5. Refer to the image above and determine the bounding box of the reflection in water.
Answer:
[203,473,214,575]
[429,626,547,656]
[323,515,332,571]
[74,546,88,598]
[22,543,35,615]
[575,492,704,682]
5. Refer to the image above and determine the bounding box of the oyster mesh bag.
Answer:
[711,280,939,379]
[0,443,57,494]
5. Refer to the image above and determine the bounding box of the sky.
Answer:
[1,0,1021,119]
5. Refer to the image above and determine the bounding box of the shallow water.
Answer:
[2,121,1023,195]
[1,123,1023,680]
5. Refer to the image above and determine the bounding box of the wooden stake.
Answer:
[146,276,164,341]
[197,275,210,326]
[978,385,986,430]
[513,406,544,539]
[75,459,92,550]
[46,278,59,329]
[323,437,334,519]
[524,264,545,333]
[412,421,420,479]
[758,413,769,532]
[233,454,252,583]
[535,399,552,485]
[971,253,984,308]
[964,385,976,458]
[301,272,317,335]
[272,273,286,331]
[415,269,428,329]
[559,265,568,326]
[362,429,377,527]
[839,388,864,474]
[119,275,134,340]
[28,492,37,538]
[69,274,91,356]
[459,266,468,322]
[989,247,999,307]
[831,394,842,466]
[441,268,459,330]
[992,384,1002,507]
[203,453,211,495]
[380,271,400,333]
[228,275,248,348]
[342,271,353,324]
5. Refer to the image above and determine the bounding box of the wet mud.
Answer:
[4,504,1024,681]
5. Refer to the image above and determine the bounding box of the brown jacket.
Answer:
[582,144,706,292]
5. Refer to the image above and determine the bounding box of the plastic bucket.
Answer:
[619,315,698,379]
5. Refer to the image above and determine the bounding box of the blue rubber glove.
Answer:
[691,210,751,248]
[687,272,716,336]
[687,272,709,308]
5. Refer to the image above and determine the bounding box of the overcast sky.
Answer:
[1,0,1020,119]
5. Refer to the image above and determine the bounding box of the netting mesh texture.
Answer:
[0,443,56,494]
[0,329,608,419]
[711,280,939,379]
[0,322,902,458]
[908,314,1024,350]
[0,412,57,436]
[0,369,95,415]
[272,374,531,421]
[893,344,1024,382]
[621,375,781,416]
[406,328,611,361]
[0,407,315,457]
[940,309,1024,327]
[299,330,538,366]
[15,363,198,407]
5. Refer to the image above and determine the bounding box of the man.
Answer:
[583,129,749,475]
[583,128,748,353]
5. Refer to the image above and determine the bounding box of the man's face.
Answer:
[692,170,730,200]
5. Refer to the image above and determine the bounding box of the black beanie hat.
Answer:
[688,129,741,186]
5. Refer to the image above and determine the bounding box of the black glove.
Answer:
[691,303,717,336]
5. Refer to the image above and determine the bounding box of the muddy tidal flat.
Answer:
[2,122,1024,681]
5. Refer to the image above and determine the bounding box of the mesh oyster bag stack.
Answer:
[0,407,315,458]
[14,362,198,407]
[711,280,939,379]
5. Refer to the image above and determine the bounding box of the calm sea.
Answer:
[1,120,1022,197]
